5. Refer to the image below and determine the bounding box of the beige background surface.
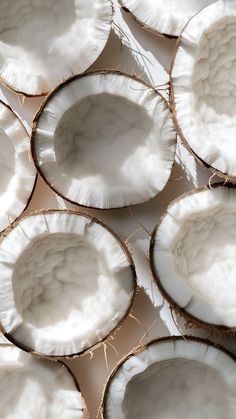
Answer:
[0,2,235,418]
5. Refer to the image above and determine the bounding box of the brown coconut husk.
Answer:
[119,2,177,39]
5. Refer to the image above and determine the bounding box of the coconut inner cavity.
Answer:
[0,130,15,195]
[54,93,153,187]
[122,358,235,419]
[193,18,236,133]
[172,209,236,313]
[12,233,106,329]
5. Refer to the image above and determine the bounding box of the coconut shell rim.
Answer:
[169,8,236,184]
[149,182,236,334]
[31,68,177,211]
[0,99,37,236]
[119,1,177,39]
[0,208,138,360]
[0,0,114,98]
[100,334,236,418]
[0,342,88,418]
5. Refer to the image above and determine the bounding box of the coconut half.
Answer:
[31,71,176,209]
[0,210,136,357]
[0,101,36,233]
[103,336,236,419]
[150,184,236,332]
[121,0,214,37]
[0,344,85,418]
[0,0,112,96]
[171,0,236,181]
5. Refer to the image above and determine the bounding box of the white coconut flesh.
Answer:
[0,102,35,233]
[121,0,214,37]
[151,185,236,328]
[171,0,236,179]
[0,0,112,96]
[32,72,176,209]
[0,345,84,418]
[0,211,135,356]
[105,338,236,419]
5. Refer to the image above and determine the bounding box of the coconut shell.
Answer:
[0,208,137,360]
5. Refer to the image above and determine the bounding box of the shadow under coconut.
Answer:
[92,2,174,89]
[90,28,146,77]
[24,176,60,215]
[119,5,177,76]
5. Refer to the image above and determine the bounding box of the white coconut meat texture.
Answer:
[105,337,236,419]
[151,185,236,329]
[121,0,214,37]
[0,345,85,418]
[0,211,135,356]
[0,0,112,96]
[32,72,176,209]
[0,102,35,233]
[171,0,236,180]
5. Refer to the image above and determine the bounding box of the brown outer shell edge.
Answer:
[119,0,214,40]
[100,334,236,418]
[0,76,48,98]
[169,12,236,184]
[61,362,88,418]
[31,69,177,211]
[0,208,138,360]
[0,99,37,236]
[0,1,114,98]
[149,182,236,334]
[119,1,177,39]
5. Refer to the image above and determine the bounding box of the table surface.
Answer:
[0,2,235,418]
